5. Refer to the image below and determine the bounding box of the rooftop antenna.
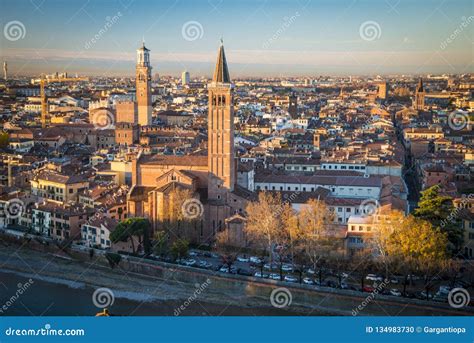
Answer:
[220,37,223,46]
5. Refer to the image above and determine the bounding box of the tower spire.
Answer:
[212,42,230,83]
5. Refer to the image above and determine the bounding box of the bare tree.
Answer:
[245,192,284,264]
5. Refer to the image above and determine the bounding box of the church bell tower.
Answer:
[207,41,235,200]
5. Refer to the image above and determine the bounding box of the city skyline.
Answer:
[1,0,473,77]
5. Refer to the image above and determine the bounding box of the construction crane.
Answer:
[40,74,88,128]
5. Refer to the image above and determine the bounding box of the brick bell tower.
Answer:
[207,41,235,200]
[136,42,152,126]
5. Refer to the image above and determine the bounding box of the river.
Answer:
[0,270,292,316]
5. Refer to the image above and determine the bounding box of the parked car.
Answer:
[219,266,237,274]
[284,275,298,283]
[362,286,375,293]
[418,291,433,300]
[390,289,402,297]
[236,256,249,263]
[366,274,383,282]
[237,269,253,276]
[254,271,269,278]
[303,277,314,285]
[269,273,281,280]
[188,250,199,257]
[183,259,196,267]
[438,285,451,295]
[340,282,349,289]
[390,277,399,284]
[249,256,262,264]
[197,260,212,269]
[306,268,316,275]
[281,264,294,272]
[264,263,277,270]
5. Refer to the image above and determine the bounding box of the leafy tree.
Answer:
[387,215,448,297]
[152,230,168,256]
[413,185,463,254]
[110,217,151,255]
[170,238,189,261]
[0,132,8,149]
[105,252,122,268]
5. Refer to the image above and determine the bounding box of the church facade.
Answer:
[127,43,253,246]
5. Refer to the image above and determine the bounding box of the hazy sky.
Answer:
[0,0,473,77]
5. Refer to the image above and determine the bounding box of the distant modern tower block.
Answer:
[116,101,137,124]
[207,43,235,200]
[136,43,152,126]
[182,70,190,86]
[288,92,298,119]
[413,78,425,111]
[3,61,7,80]
[378,81,387,99]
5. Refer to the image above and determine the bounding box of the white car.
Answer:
[390,289,402,297]
[254,271,269,278]
[438,285,451,295]
[284,275,298,283]
[303,277,314,285]
[236,256,249,263]
[269,273,281,280]
[250,256,262,264]
[306,268,316,275]
[366,274,383,282]
[281,264,294,272]
[341,272,349,278]
[183,258,196,266]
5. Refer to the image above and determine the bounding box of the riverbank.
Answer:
[1,237,472,316]
[0,243,308,316]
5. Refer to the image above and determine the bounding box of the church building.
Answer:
[127,42,254,245]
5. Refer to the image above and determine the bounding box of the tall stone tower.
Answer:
[288,92,298,119]
[3,61,7,81]
[136,42,152,126]
[413,78,425,111]
[207,42,235,200]
[378,81,387,99]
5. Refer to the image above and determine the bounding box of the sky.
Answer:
[0,0,473,77]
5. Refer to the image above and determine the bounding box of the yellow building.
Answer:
[31,170,89,203]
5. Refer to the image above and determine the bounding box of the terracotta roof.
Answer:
[140,154,208,167]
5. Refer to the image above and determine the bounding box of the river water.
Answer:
[0,270,293,316]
